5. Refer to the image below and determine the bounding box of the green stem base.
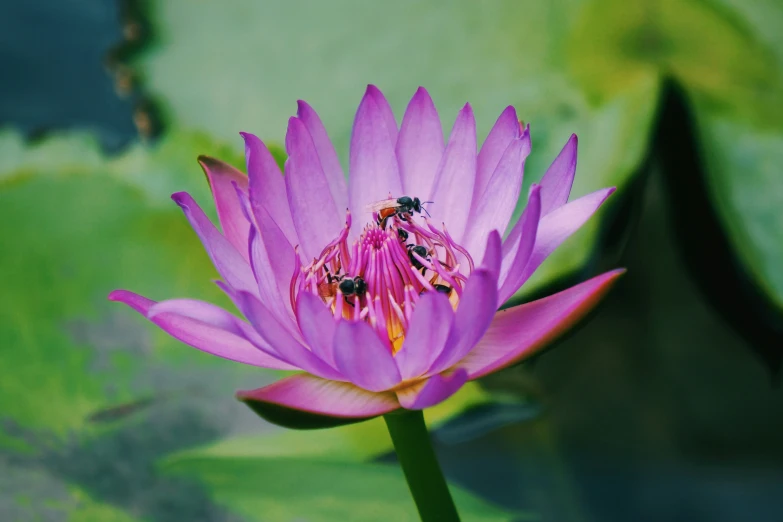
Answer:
[384,409,461,522]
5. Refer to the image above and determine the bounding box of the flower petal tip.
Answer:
[107,289,128,302]
[196,155,225,172]
[170,191,189,207]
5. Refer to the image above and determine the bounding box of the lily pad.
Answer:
[0,129,259,443]
[162,454,522,522]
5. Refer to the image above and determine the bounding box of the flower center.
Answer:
[292,196,475,353]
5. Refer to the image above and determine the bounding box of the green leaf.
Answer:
[568,0,783,309]
[0,128,270,442]
[133,0,660,297]
[163,455,522,522]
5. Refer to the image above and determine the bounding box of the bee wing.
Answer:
[365,198,399,213]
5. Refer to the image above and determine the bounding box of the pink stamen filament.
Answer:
[292,206,475,352]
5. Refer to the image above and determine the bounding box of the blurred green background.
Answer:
[1,1,782,521]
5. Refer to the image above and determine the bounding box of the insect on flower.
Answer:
[367,195,431,228]
[109,85,624,428]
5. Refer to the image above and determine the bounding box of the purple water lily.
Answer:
[109,85,623,423]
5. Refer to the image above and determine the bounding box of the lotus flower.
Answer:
[109,86,623,427]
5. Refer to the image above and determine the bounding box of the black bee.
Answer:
[397,228,409,242]
[338,276,367,298]
[407,244,429,270]
[434,284,452,295]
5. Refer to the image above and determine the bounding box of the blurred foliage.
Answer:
[2,0,783,520]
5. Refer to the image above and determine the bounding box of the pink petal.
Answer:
[519,187,616,286]
[296,292,338,367]
[427,268,498,374]
[480,230,503,280]
[539,134,577,216]
[349,85,402,233]
[395,291,455,380]
[240,132,298,247]
[237,373,399,418]
[475,106,521,200]
[396,369,469,410]
[367,84,398,146]
[171,192,258,297]
[296,100,348,211]
[333,320,402,392]
[396,87,444,198]
[498,185,542,304]
[108,290,296,370]
[149,296,271,352]
[198,156,251,261]
[236,290,344,381]
[428,104,477,241]
[463,131,531,259]
[285,117,344,261]
[458,269,626,379]
[247,224,299,334]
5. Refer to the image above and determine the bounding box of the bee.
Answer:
[419,284,452,296]
[407,244,430,270]
[338,276,367,298]
[318,274,367,302]
[366,196,431,228]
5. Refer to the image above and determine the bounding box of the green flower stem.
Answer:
[384,409,461,522]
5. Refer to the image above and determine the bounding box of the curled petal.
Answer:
[396,369,469,410]
[238,374,400,428]
[108,290,296,370]
[498,185,542,304]
[539,134,577,216]
[475,106,522,200]
[481,230,503,281]
[198,156,250,260]
[458,269,626,379]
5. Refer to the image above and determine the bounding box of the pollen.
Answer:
[292,199,474,353]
